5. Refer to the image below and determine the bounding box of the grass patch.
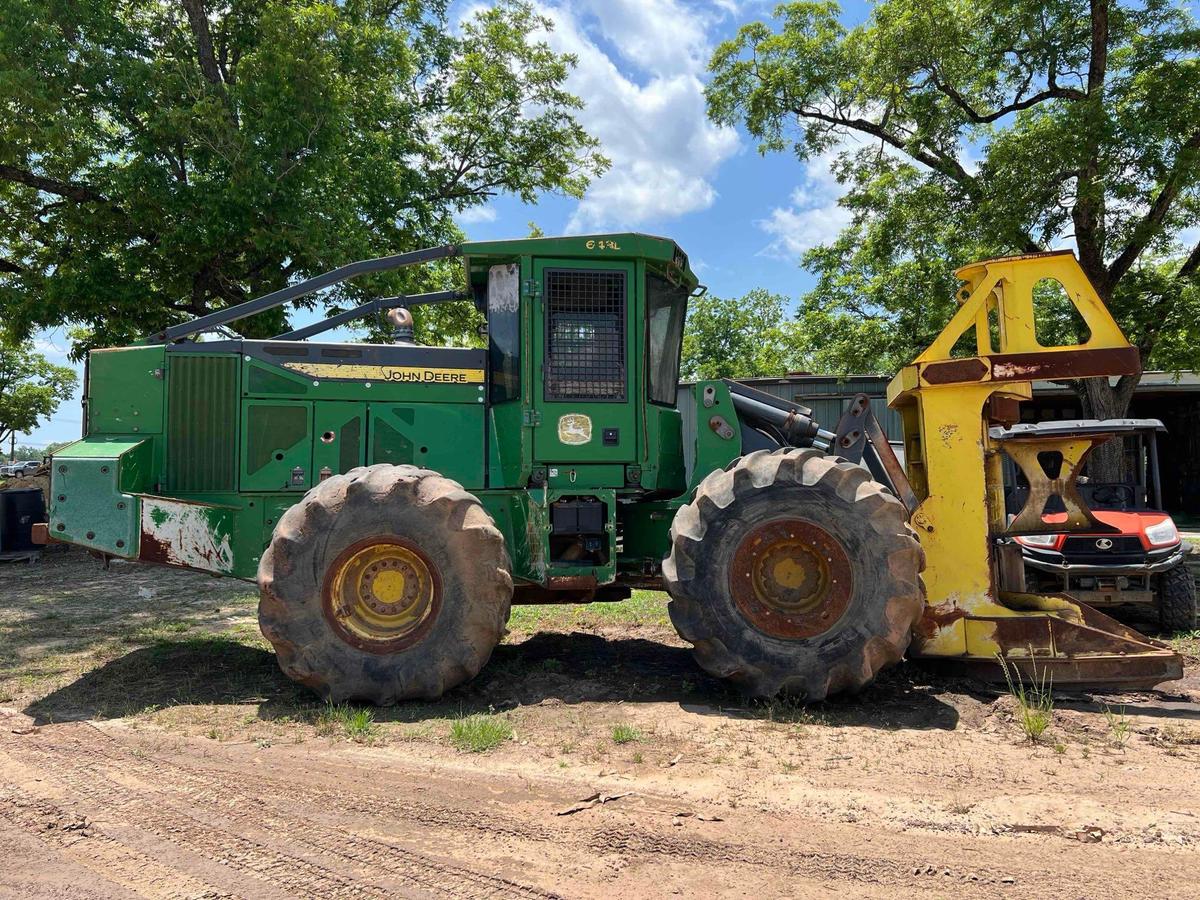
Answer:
[610,723,642,744]
[450,713,513,752]
[312,703,380,743]
[506,590,671,634]
[1000,657,1053,744]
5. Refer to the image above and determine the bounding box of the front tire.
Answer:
[663,449,925,700]
[258,464,512,704]
[1157,563,1197,632]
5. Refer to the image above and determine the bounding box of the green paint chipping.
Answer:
[150,506,170,527]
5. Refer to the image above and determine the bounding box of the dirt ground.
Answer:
[2,547,1200,899]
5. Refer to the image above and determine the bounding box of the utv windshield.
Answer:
[646,272,687,405]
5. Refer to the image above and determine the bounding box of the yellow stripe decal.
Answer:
[282,362,485,384]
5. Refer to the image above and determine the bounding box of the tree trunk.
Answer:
[1075,372,1141,481]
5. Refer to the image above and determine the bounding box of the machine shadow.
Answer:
[26,630,965,731]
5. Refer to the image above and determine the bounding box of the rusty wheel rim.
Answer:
[729,518,853,639]
[322,536,442,653]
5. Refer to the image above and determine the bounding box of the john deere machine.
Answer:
[41,235,1183,703]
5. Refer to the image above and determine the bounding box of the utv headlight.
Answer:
[1016,533,1059,548]
[1145,518,1180,547]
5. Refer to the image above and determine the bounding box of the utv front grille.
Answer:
[544,269,626,401]
[1060,535,1146,564]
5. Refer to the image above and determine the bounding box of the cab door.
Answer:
[532,259,637,464]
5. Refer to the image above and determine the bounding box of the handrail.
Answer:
[151,244,460,343]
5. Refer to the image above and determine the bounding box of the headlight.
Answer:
[1145,518,1179,546]
[1017,533,1059,547]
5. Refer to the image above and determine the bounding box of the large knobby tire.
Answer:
[663,448,925,700]
[1157,563,1198,632]
[258,464,512,704]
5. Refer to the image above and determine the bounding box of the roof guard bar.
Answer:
[271,289,470,341]
[152,244,460,343]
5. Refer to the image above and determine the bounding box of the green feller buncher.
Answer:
[39,235,1184,703]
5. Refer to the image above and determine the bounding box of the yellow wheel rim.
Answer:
[322,537,441,653]
[750,535,831,615]
[730,519,853,640]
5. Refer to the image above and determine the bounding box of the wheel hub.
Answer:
[730,519,853,639]
[322,537,441,653]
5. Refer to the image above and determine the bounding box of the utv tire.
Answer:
[1157,563,1198,632]
[663,449,925,700]
[258,464,512,704]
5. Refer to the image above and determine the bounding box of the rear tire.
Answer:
[663,449,925,700]
[1157,563,1197,632]
[258,464,512,704]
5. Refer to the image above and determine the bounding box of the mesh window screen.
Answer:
[544,269,626,401]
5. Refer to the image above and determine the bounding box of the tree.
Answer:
[0,0,606,354]
[707,0,1200,453]
[681,289,806,380]
[0,334,78,451]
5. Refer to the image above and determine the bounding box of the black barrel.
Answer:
[0,488,47,553]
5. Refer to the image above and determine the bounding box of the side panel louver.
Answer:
[167,355,238,491]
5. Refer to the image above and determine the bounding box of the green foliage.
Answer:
[610,723,643,744]
[0,0,607,355]
[450,712,513,752]
[708,1,1200,399]
[681,288,806,380]
[0,333,77,446]
[10,444,49,461]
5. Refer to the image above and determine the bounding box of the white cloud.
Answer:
[756,148,853,260]
[753,126,928,260]
[527,2,739,232]
[457,204,497,225]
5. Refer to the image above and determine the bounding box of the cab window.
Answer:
[646,272,687,405]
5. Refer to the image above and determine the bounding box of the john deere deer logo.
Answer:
[557,414,592,445]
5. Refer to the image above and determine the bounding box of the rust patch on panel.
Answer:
[989,347,1140,381]
[921,358,989,385]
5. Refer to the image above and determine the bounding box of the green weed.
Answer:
[450,713,513,752]
[313,703,379,743]
[611,723,642,744]
[1102,705,1131,749]
[999,656,1053,744]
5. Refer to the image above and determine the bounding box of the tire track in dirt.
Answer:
[0,749,374,900]
[3,728,561,900]
[0,785,235,900]
[96,733,1192,900]
[11,722,1185,900]
[18,725,1009,895]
